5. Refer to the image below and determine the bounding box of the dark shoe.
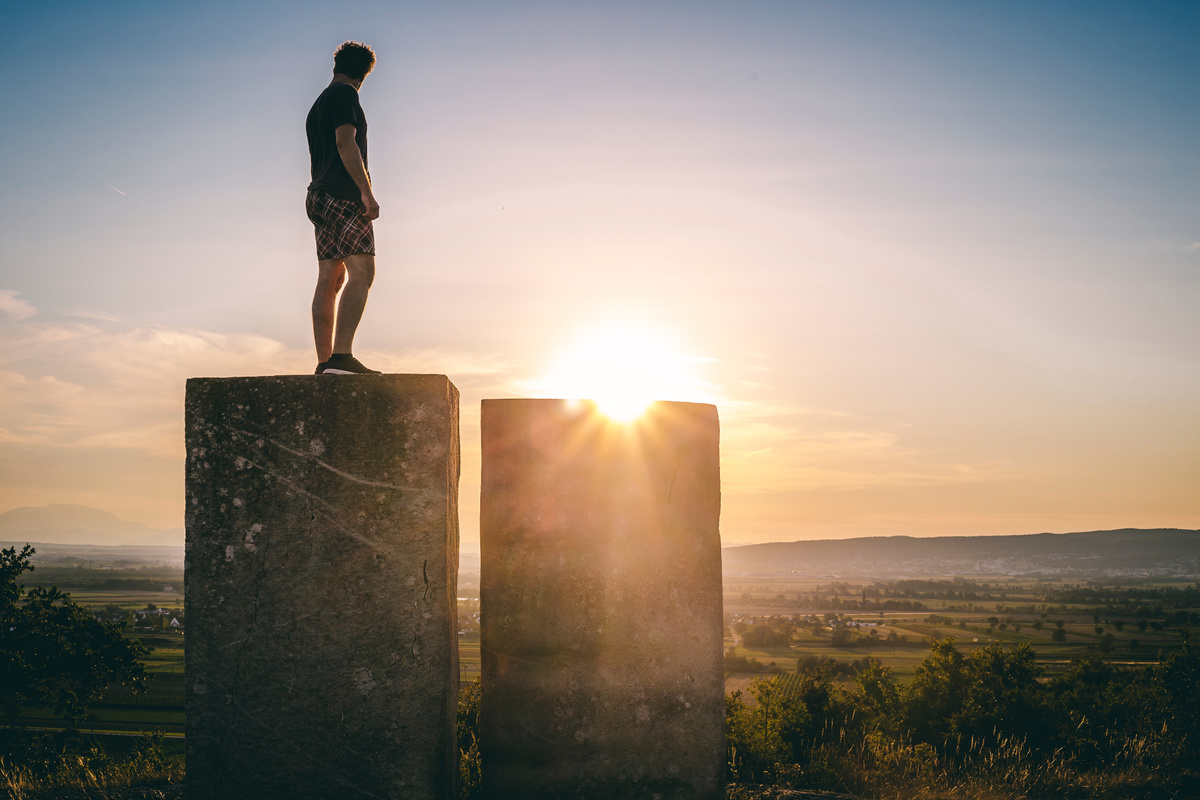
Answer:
[314,360,328,374]
[319,353,381,374]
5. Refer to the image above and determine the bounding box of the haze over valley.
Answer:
[6,503,1196,581]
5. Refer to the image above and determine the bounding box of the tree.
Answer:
[0,545,148,722]
[779,667,859,762]
[1051,628,1067,643]
[857,657,900,719]
[1046,654,1120,761]
[726,676,810,783]
[725,649,764,674]
[1098,634,1115,654]
[903,638,966,743]
[1150,645,1200,762]
[742,622,789,648]
[955,642,1047,749]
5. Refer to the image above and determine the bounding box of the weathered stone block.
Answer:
[185,375,460,800]
[480,399,724,800]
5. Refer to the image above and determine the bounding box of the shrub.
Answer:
[458,679,481,800]
[728,643,1200,798]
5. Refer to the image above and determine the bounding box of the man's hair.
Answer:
[333,41,376,80]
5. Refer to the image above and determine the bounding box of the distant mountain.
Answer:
[6,505,1194,581]
[0,504,182,547]
[721,528,1200,579]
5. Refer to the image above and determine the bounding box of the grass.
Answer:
[737,731,1196,800]
[58,589,184,609]
[14,705,183,731]
[458,633,481,682]
[137,645,184,676]
[0,731,184,800]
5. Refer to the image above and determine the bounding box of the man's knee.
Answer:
[344,254,375,287]
[316,259,347,293]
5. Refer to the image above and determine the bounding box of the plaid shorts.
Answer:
[306,189,375,260]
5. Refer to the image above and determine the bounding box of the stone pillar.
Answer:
[185,375,460,800]
[480,399,724,800]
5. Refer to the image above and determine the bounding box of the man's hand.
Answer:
[335,123,378,219]
[361,191,380,220]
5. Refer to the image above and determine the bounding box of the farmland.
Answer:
[7,554,1195,738]
[722,575,1197,690]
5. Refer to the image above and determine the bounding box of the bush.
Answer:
[725,649,765,673]
[726,642,1200,798]
[458,679,481,800]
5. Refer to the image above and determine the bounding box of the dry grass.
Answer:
[760,726,1189,800]
[0,733,183,800]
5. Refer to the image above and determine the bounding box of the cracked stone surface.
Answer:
[185,375,460,800]
[480,399,725,800]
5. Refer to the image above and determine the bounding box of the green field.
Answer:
[722,575,1196,691]
[10,572,1194,739]
[459,633,482,682]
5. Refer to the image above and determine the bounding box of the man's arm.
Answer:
[334,123,379,220]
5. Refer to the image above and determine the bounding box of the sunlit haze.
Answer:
[0,2,1197,547]
[524,322,709,421]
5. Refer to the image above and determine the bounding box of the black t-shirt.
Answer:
[306,82,368,201]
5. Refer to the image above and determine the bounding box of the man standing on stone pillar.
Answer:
[306,40,382,375]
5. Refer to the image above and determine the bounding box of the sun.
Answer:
[531,323,703,421]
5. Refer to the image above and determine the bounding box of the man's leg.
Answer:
[312,258,347,363]
[331,253,375,356]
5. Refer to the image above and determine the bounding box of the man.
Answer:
[305,40,381,374]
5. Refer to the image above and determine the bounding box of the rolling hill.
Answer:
[0,503,182,547]
[721,528,1200,578]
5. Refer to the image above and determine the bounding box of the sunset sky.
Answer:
[1,1,1197,547]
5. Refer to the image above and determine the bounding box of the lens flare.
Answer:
[532,323,702,422]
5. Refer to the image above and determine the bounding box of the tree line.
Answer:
[726,639,1200,797]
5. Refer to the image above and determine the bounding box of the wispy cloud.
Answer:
[1,320,294,458]
[0,291,37,321]
[719,401,1016,494]
[0,314,510,460]
[1145,240,1200,253]
[0,312,519,528]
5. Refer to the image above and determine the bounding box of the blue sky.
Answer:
[1,1,1197,543]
